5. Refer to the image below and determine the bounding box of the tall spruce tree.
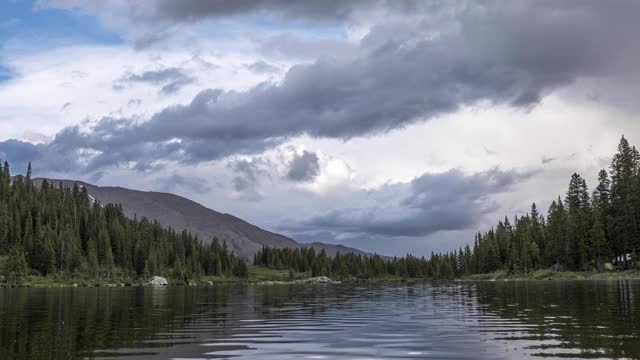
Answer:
[610,136,638,266]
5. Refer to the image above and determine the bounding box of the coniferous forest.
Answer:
[0,162,247,286]
[3,136,640,284]
[254,246,437,279]
[455,135,640,276]
[256,136,640,280]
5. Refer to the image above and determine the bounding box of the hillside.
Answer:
[33,178,367,260]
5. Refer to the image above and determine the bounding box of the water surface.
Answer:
[1,281,639,359]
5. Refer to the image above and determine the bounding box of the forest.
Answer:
[0,163,247,286]
[455,135,640,276]
[2,135,640,284]
[254,246,435,279]
[256,136,640,279]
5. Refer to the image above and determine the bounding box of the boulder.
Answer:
[148,276,168,286]
[304,276,333,284]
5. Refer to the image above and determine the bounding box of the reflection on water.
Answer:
[1,281,640,359]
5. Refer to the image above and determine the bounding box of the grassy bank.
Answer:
[3,266,426,288]
[460,269,640,281]
[0,265,315,288]
[12,267,640,288]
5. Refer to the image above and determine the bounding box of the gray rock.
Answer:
[148,276,169,286]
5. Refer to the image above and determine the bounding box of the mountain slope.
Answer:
[34,178,367,260]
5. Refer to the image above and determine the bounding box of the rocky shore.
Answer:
[257,276,341,285]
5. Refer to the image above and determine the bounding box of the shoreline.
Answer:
[459,269,640,282]
[5,267,640,288]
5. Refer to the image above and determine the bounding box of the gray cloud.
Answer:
[0,140,44,170]
[104,0,370,25]
[156,172,211,193]
[42,0,441,29]
[150,0,367,23]
[244,60,279,74]
[127,98,142,106]
[39,0,374,50]
[160,79,193,95]
[281,168,536,238]
[228,158,269,201]
[5,2,640,175]
[255,33,358,60]
[287,150,320,182]
[114,67,194,94]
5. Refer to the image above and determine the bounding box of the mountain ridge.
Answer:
[32,178,368,260]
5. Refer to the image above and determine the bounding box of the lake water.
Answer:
[1,281,639,359]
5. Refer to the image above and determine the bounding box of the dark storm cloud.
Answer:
[287,151,320,182]
[142,0,369,24]
[5,2,640,174]
[114,67,194,94]
[281,168,536,237]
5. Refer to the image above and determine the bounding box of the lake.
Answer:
[1,281,639,359]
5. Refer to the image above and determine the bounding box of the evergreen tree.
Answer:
[0,161,247,282]
[610,136,637,267]
[3,245,28,286]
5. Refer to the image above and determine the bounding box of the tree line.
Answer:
[453,135,640,276]
[256,136,640,279]
[254,246,456,279]
[0,162,247,285]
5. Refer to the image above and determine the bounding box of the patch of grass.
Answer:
[462,270,508,281]
[461,269,640,282]
[21,274,135,287]
[246,265,309,282]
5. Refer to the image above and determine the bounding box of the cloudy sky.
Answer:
[2,0,640,256]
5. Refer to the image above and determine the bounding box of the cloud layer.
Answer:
[7,2,640,175]
[282,168,535,238]
[113,67,194,94]
[287,150,320,182]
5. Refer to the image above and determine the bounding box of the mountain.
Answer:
[32,178,368,260]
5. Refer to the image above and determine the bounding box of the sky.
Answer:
[2,0,640,256]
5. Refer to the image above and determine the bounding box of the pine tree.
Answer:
[593,169,612,262]
[565,173,591,270]
[591,205,608,272]
[610,136,637,267]
[4,245,28,286]
[30,226,56,275]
